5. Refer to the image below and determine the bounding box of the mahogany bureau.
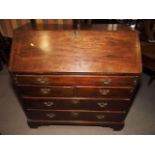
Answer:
[9,30,142,131]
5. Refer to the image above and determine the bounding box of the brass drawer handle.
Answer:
[71,112,79,117]
[44,101,54,106]
[46,113,55,118]
[99,89,110,95]
[72,100,80,104]
[101,79,112,85]
[96,114,105,120]
[37,77,49,84]
[40,88,51,95]
[97,102,108,108]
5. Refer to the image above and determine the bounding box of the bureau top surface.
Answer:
[9,30,142,74]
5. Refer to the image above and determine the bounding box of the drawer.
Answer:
[22,97,130,111]
[13,75,139,86]
[26,110,126,122]
[16,86,74,97]
[76,86,134,98]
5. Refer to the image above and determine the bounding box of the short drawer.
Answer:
[16,86,74,97]
[26,110,126,122]
[22,97,130,111]
[76,86,134,98]
[13,75,139,86]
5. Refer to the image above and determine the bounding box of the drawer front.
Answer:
[76,86,134,98]
[22,98,130,111]
[26,110,126,122]
[16,86,74,97]
[13,75,139,86]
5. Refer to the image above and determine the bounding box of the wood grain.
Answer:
[22,97,130,111]
[26,109,126,122]
[13,74,139,86]
[9,30,142,74]
[9,29,142,130]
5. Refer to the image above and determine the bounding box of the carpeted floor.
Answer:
[0,66,155,135]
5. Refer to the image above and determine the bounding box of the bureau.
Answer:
[9,30,142,131]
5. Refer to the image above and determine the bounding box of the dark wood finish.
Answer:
[141,42,155,85]
[15,85,74,97]
[76,86,134,98]
[26,110,126,122]
[22,97,130,111]
[9,29,142,131]
[15,85,134,98]
[9,30,141,74]
[27,119,125,131]
[138,20,155,85]
[13,74,139,86]
[141,42,155,71]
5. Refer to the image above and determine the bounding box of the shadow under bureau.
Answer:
[9,30,142,131]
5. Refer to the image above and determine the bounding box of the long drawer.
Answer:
[22,97,130,111]
[26,110,126,122]
[13,75,139,86]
